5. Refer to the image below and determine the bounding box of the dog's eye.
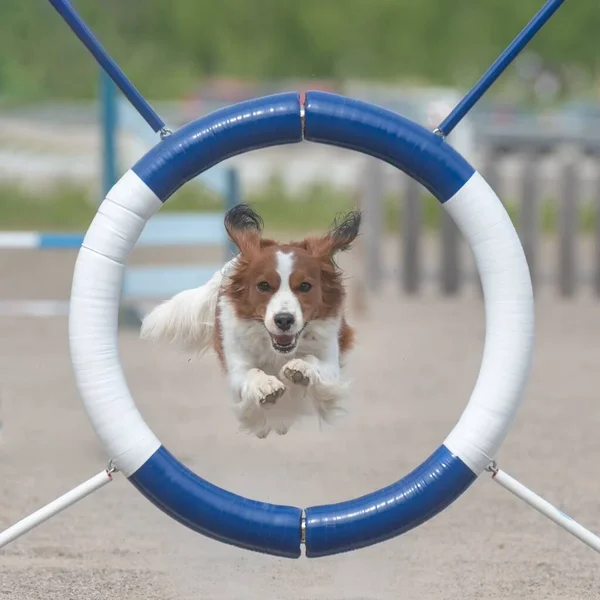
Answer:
[256,281,271,292]
[298,282,312,293]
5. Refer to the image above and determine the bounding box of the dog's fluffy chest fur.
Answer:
[215,296,348,437]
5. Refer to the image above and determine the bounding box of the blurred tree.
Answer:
[0,0,596,101]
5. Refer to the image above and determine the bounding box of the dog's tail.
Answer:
[139,257,237,354]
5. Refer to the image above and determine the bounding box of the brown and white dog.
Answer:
[140,203,361,438]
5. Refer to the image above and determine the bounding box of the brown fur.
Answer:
[222,242,346,319]
[338,317,354,353]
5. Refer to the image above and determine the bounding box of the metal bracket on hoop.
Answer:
[485,460,499,476]
[159,127,173,140]
[432,127,446,140]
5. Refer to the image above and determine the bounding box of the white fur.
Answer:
[264,251,303,336]
[140,257,237,353]
[140,255,350,438]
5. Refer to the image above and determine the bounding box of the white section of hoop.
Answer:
[443,171,534,474]
[69,170,162,476]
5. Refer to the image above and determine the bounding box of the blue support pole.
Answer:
[48,0,166,134]
[224,167,240,260]
[436,0,566,138]
[100,70,118,198]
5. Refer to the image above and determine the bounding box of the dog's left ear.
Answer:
[305,210,362,257]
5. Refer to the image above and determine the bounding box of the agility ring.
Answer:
[68,91,533,559]
[3,0,600,566]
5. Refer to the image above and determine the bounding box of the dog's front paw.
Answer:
[255,426,271,439]
[274,422,290,435]
[281,359,313,387]
[245,373,286,408]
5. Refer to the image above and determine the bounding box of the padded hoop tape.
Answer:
[69,91,534,559]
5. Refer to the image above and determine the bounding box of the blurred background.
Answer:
[0,0,599,311]
[2,4,600,598]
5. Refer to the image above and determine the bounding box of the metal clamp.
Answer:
[299,105,306,138]
[159,127,173,140]
[432,127,446,140]
[485,460,499,475]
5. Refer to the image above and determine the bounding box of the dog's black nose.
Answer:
[274,312,295,331]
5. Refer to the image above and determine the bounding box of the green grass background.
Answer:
[0,176,595,236]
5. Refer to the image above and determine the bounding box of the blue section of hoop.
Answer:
[128,446,303,558]
[132,92,303,201]
[304,445,476,557]
[123,91,481,558]
[303,91,474,202]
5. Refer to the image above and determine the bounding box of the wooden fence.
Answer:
[358,149,600,298]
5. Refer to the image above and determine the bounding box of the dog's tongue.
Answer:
[273,334,294,346]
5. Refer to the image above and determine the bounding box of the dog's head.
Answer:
[222,203,361,354]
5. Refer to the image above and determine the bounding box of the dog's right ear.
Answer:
[224,203,264,254]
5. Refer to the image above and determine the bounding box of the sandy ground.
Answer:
[1,247,600,599]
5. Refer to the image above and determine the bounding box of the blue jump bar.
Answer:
[47,0,166,133]
[304,445,476,557]
[437,0,565,137]
[39,233,85,249]
[129,446,303,558]
[133,93,302,202]
[303,91,474,203]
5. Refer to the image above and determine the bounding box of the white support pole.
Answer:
[0,469,114,550]
[490,466,600,553]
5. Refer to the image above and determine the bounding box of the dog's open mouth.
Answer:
[270,333,298,353]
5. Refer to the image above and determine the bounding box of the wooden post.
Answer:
[401,175,421,294]
[350,187,369,317]
[361,158,384,291]
[594,162,600,297]
[440,210,461,295]
[557,153,579,297]
[519,151,540,290]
